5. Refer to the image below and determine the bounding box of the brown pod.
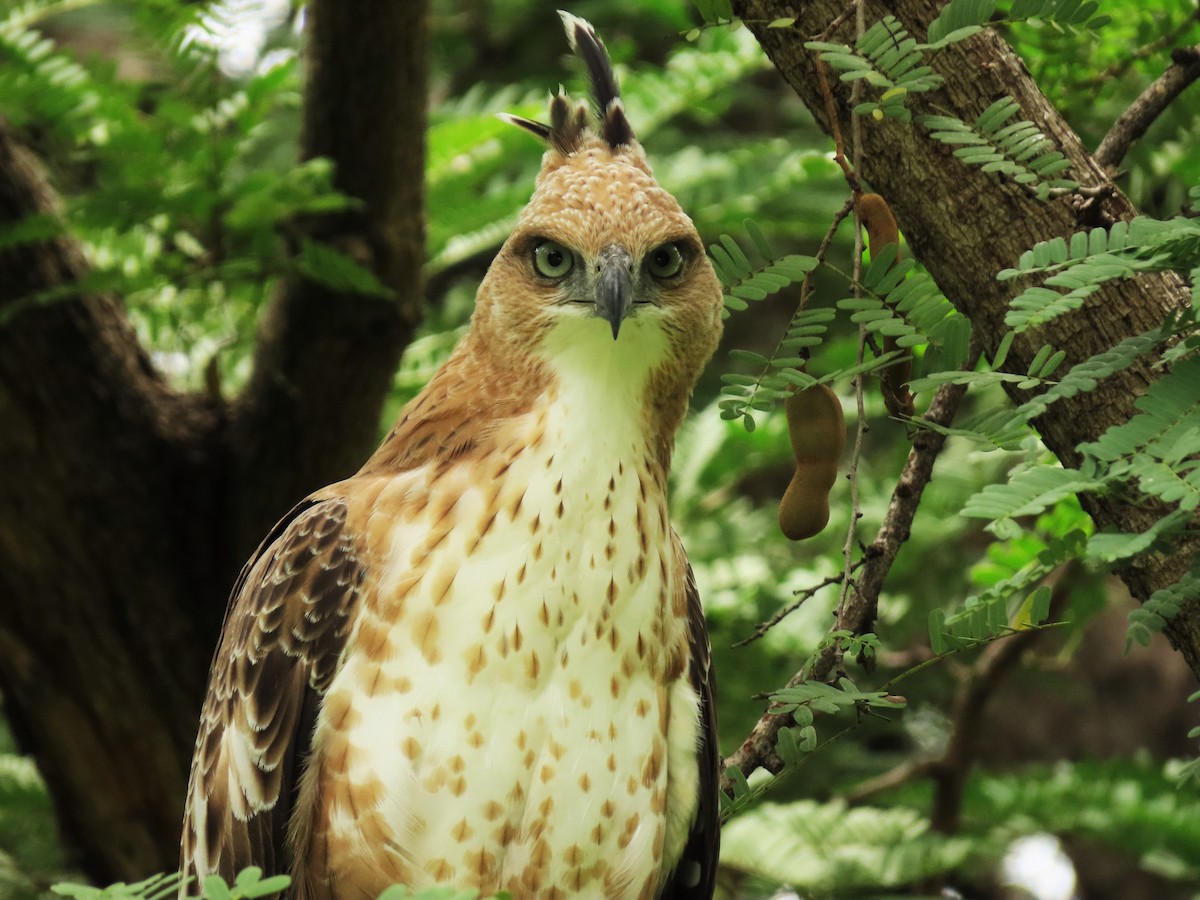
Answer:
[778,384,847,540]
[858,193,900,254]
[857,193,914,419]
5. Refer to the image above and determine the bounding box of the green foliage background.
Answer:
[1,0,1199,898]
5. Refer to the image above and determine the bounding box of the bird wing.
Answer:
[660,560,720,899]
[181,494,366,887]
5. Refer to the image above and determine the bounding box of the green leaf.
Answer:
[202,876,233,900]
[926,0,995,46]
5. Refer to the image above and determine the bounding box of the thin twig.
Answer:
[720,362,977,792]
[851,0,865,178]
[813,5,856,42]
[1094,43,1200,172]
[735,198,854,420]
[736,560,866,647]
[845,758,935,804]
[833,0,869,667]
[799,197,855,304]
[813,55,862,194]
[1075,15,1200,90]
[835,213,868,643]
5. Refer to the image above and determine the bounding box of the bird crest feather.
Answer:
[497,11,638,156]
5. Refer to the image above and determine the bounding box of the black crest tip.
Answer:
[557,10,622,123]
[601,98,635,149]
[495,112,553,143]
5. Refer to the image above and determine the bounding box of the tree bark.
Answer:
[732,0,1200,677]
[0,0,429,881]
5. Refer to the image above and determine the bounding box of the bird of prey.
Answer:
[181,12,722,900]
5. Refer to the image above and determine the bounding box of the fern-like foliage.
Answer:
[709,224,819,315]
[716,224,973,429]
[836,245,973,373]
[806,17,945,122]
[1127,564,1200,651]
[918,97,1079,199]
[0,1,98,131]
[709,222,822,429]
[944,341,1200,650]
[1067,354,1200,577]
[929,529,1081,651]
[909,208,1199,461]
[1000,217,1200,332]
[925,0,998,47]
[1005,0,1112,31]
[53,868,290,900]
[1081,355,1200,476]
[926,0,1111,47]
[961,465,1105,528]
[960,759,1200,873]
[721,676,904,821]
[1012,323,1173,424]
[720,800,970,893]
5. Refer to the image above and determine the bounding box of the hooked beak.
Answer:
[595,245,634,340]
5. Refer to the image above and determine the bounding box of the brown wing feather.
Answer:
[181,496,365,888]
[660,562,720,899]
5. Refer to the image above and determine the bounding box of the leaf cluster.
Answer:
[714,221,970,429]
[918,96,1079,199]
[903,206,1199,656]
[806,16,944,123]
[721,675,905,821]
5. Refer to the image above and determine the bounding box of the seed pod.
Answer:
[778,383,846,540]
[858,193,914,420]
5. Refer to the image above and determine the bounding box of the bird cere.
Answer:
[182,12,722,900]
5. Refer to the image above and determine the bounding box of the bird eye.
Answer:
[533,240,574,278]
[647,243,684,279]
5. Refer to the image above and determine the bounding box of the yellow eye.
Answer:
[647,242,684,279]
[533,240,574,278]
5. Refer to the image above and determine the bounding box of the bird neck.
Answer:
[534,315,683,482]
[360,319,691,484]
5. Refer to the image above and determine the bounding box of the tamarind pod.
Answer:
[779,383,846,541]
[859,193,899,254]
[857,193,914,419]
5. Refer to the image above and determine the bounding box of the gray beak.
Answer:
[595,245,634,340]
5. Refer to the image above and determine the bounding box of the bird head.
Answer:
[473,12,723,397]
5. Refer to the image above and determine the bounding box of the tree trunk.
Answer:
[732,0,1200,676]
[0,0,429,882]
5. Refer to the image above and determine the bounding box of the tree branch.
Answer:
[228,0,431,552]
[0,117,217,880]
[721,372,972,789]
[1094,43,1200,172]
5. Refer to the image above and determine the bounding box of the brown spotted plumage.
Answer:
[182,12,721,900]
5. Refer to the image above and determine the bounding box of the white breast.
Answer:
[312,314,701,899]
